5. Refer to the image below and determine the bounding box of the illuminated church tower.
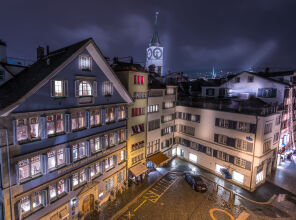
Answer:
[146,12,164,76]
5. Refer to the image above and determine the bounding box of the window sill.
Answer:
[105,121,115,125]
[106,166,115,172]
[118,160,126,166]
[53,96,67,99]
[80,68,91,72]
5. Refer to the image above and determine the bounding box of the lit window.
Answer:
[56,114,64,133]
[95,162,101,174]
[16,119,28,141]
[32,191,41,209]
[232,171,244,184]
[48,151,56,170]
[31,156,41,176]
[103,81,113,96]
[104,134,109,147]
[79,81,92,96]
[49,184,57,199]
[118,106,126,120]
[54,80,63,97]
[18,159,30,180]
[90,165,95,177]
[29,117,40,139]
[90,110,100,126]
[79,142,86,158]
[106,107,114,123]
[20,196,31,213]
[109,133,114,146]
[189,153,197,163]
[57,149,65,166]
[79,55,91,70]
[78,112,85,129]
[58,179,65,195]
[256,171,264,184]
[80,169,86,183]
[117,170,125,183]
[95,138,101,152]
[73,145,78,161]
[47,115,55,135]
[72,173,79,186]
[121,150,125,161]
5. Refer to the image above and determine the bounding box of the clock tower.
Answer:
[146,12,164,76]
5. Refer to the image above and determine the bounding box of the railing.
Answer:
[177,99,278,116]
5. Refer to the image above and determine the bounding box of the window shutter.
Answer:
[65,147,71,165]
[115,107,118,121]
[101,108,106,125]
[41,154,48,175]
[63,80,68,97]
[40,116,47,140]
[50,80,55,97]
[93,81,97,97]
[101,136,105,150]
[15,163,20,185]
[41,190,48,207]
[215,118,219,126]
[85,111,90,129]
[65,177,72,192]
[114,132,118,145]
[65,113,71,133]
[113,155,117,165]
[257,88,263,97]
[75,80,80,97]
[125,129,128,141]
[247,142,253,152]
[12,120,17,145]
[272,88,277,97]
[86,168,91,182]
[86,141,90,157]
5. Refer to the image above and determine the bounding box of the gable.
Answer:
[0,39,132,115]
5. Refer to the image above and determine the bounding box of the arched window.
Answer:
[79,81,92,96]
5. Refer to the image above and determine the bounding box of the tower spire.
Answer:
[150,11,161,46]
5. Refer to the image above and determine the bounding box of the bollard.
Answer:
[213,183,218,193]
[229,191,235,205]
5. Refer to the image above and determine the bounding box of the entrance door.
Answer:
[82,194,94,214]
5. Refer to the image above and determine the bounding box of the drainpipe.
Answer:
[249,116,258,191]
[4,129,13,220]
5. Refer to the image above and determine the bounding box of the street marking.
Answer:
[125,211,135,220]
[133,199,147,212]
[209,208,250,220]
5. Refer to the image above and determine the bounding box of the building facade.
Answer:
[0,38,132,220]
[113,62,148,181]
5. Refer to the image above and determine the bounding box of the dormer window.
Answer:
[79,81,92,96]
[79,55,91,71]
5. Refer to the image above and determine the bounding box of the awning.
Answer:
[148,152,170,166]
[130,163,147,177]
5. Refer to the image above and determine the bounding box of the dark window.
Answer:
[235,77,240,83]
[229,155,235,164]
[213,150,217,157]
[226,137,235,147]
[248,76,254,82]
[214,134,218,142]
[257,88,277,98]
[206,88,215,96]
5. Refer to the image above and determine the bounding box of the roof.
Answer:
[149,75,165,89]
[150,12,161,46]
[258,70,295,78]
[112,61,146,72]
[0,38,133,115]
[220,71,290,87]
[0,38,90,112]
[147,152,170,166]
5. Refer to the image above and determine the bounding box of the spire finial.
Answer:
[150,11,161,46]
[155,11,159,26]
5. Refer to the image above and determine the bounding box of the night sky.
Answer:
[1,0,296,74]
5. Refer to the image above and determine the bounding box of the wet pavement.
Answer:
[268,159,296,195]
[99,157,296,219]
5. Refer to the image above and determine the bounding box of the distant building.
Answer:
[146,12,164,76]
[162,72,188,84]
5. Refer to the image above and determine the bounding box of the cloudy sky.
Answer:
[1,0,296,73]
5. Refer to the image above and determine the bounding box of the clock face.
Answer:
[147,48,152,59]
[153,48,162,59]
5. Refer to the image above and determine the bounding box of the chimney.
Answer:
[46,45,50,56]
[0,40,7,63]
[37,46,44,60]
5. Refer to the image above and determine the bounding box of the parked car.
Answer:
[220,168,232,179]
[184,173,208,192]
